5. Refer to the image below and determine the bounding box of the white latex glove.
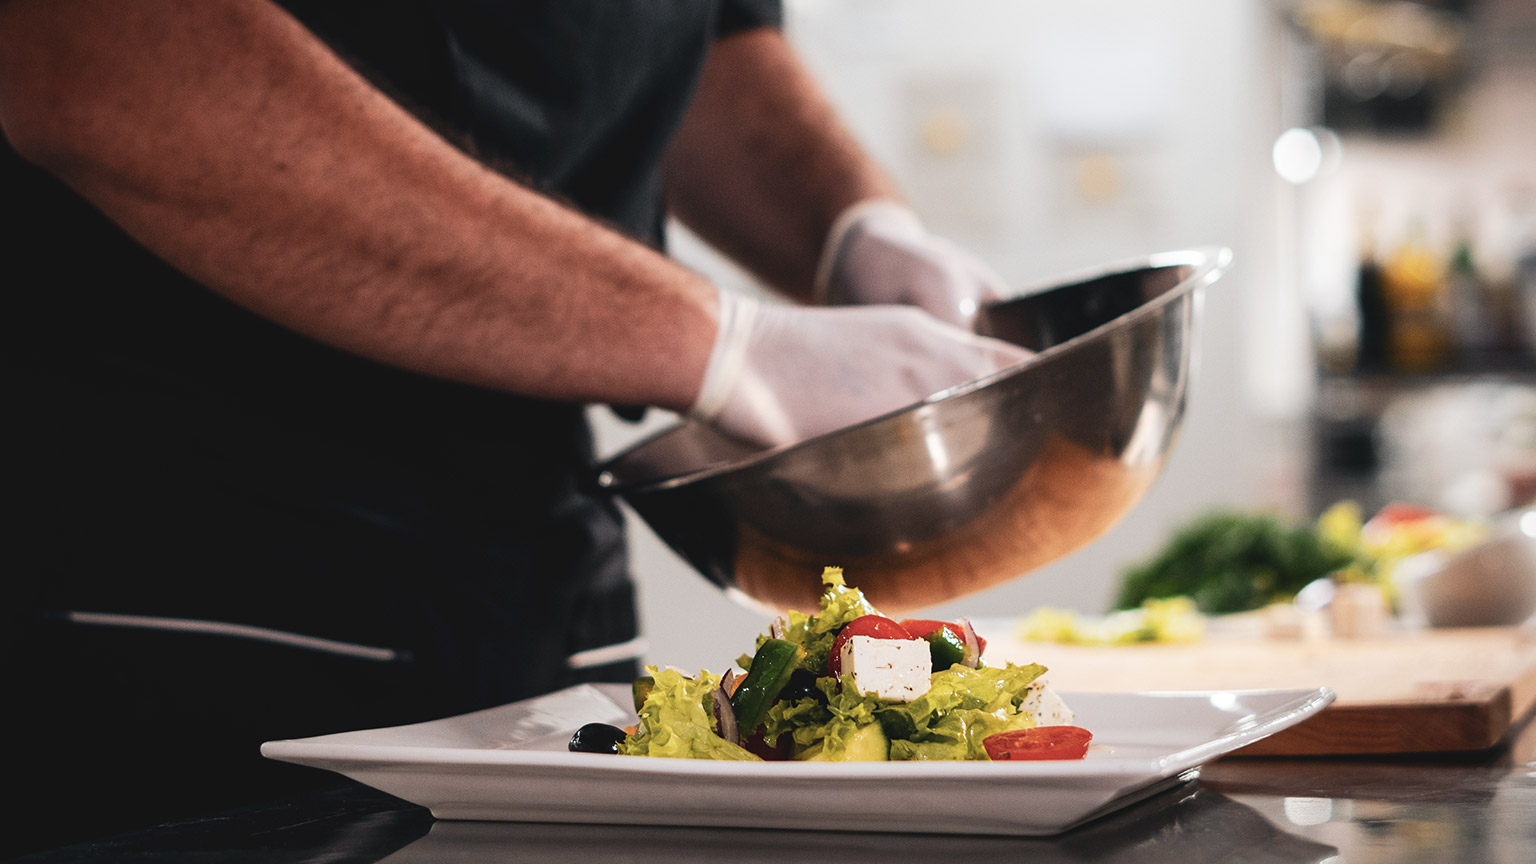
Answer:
[815,200,1008,328]
[688,287,1033,449]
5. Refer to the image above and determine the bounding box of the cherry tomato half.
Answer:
[827,615,913,677]
[898,619,987,657]
[983,725,1093,761]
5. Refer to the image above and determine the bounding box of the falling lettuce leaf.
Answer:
[755,566,880,675]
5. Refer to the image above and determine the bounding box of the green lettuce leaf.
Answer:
[618,666,760,761]
[879,662,1047,760]
[761,663,1050,761]
[759,674,886,760]
[886,707,1036,760]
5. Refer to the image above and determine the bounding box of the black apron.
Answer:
[2,0,782,854]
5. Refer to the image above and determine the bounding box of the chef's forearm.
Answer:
[0,0,716,413]
[662,27,902,302]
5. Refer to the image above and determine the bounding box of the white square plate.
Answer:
[262,684,1334,836]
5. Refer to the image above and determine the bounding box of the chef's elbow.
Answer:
[0,42,146,176]
[0,69,105,173]
[0,3,106,169]
[2,104,71,171]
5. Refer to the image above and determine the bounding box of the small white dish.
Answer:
[262,684,1334,836]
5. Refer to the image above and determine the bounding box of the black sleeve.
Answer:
[717,0,782,35]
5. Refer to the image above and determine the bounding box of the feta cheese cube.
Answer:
[841,635,931,702]
[1020,679,1075,726]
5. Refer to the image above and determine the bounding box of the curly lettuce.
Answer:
[619,666,760,761]
[879,662,1047,760]
[759,674,884,759]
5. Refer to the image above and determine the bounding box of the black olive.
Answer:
[568,722,628,754]
[776,668,827,705]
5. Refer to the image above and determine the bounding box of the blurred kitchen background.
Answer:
[592,0,1536,669]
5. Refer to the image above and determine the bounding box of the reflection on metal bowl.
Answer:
[596,247,1232,614]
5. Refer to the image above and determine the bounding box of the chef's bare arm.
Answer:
[663,27,904,302]
[0,0,716,412]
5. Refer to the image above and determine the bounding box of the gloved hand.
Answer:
[688,287,1033,449]
[815,199,1008,329]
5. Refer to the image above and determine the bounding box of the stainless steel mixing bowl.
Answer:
[596,246,1232,614]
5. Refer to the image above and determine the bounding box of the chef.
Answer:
[0,0,1027,853]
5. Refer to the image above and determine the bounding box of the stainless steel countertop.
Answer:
[16,715,1536,864]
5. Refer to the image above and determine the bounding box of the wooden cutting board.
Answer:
[981,624,1536,756]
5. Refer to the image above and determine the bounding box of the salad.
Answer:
[569,567,1090,762]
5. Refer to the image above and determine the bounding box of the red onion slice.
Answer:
[769,616,787,640]
[956,617,981,668]
[711,685,740,744]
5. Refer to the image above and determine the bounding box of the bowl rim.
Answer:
[596,245,1233,495]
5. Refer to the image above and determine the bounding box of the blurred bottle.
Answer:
[1514,188,1536,360]
[1355,217,1390,374]
[1475,186,1532,361]
[1381,220,1450,373]
[1444,218,1492,368]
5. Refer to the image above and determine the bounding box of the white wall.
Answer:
[593,0,1303,672]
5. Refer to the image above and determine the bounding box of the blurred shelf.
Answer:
[1308,361,1536,516]
[1318,345,1535,405]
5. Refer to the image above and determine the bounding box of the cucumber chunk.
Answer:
[794,723,890,762]
[923,626,968,671]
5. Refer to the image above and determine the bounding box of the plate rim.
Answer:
[261,685,1336,780]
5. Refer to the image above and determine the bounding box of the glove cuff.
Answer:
[812,198,923,305]
[687,286,759,423]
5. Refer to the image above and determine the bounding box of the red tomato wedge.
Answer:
[828,615,913,677]
[899,619,987,656]
[983,726,1093,761]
